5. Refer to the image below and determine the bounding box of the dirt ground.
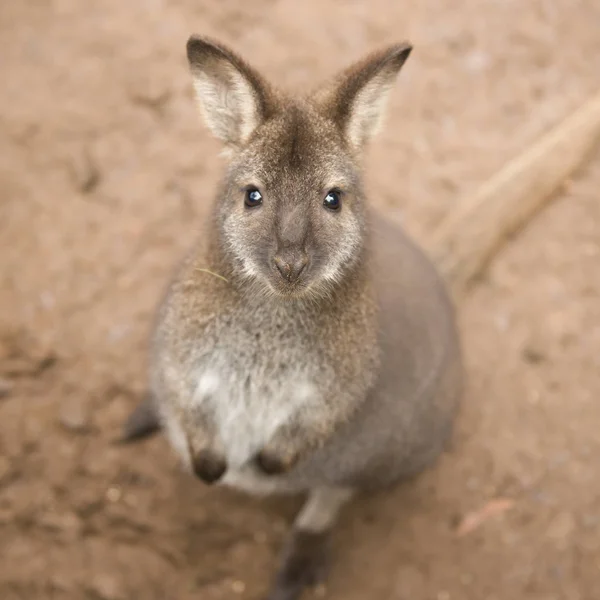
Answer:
[1,0,600,598]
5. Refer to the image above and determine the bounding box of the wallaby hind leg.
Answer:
[119,393,161,443]
[267,487,354,600]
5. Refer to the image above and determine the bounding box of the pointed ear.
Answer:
[186,36,277,148]
[316,43,412,151]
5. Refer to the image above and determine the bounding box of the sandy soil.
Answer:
[1,0,599,598]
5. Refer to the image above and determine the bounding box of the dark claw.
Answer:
[191,448,227,484]
[119,394,161,443]
[267,530,330,600]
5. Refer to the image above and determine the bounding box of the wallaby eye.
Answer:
[323,189,342,211]
[244,187,263,208]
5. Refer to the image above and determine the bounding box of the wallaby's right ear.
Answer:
[186,36,276,148]
[316,43,412,152]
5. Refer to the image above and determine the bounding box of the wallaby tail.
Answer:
[426,90,600,300]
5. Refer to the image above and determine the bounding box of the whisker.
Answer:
[194,268,229,283]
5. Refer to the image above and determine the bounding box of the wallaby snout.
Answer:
[273,250,309,284]
[272,202,311,285]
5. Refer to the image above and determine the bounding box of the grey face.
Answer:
[186,36,412,301]
[218,107,367,300]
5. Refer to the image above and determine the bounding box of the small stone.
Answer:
[106,487,122,503]
[59,398,91,433]
[231,580,246,594]
[464,49,490,72]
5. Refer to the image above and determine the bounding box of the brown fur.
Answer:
[123,36,462,599]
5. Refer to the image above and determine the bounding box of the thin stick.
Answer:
[427,90,600,299]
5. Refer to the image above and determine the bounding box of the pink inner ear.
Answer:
[190,64,260,145]
[312,44,412,150]
[187,36,280,146]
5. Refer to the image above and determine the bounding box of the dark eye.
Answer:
[323,189,342,211]
[245,187,263,208]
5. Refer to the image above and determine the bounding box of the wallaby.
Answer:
[122,35,462,600]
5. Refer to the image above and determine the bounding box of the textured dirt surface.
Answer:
[1,1,600,599]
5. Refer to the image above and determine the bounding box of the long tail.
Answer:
[427,90,600,299]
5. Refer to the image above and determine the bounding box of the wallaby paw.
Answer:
[266,530,330,600]
[190,448,227,484]
[255,448,298,476]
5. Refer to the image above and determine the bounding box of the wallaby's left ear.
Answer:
[186,35,278,148]
[316,43,412,151]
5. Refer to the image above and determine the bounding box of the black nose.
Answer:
[273,251,309,283]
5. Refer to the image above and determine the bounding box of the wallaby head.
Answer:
[187,36,412,300]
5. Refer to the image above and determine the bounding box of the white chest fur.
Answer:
[192,365,319,469]
[160,305,333,494]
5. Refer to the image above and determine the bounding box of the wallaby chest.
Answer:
[190,305,331,468]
